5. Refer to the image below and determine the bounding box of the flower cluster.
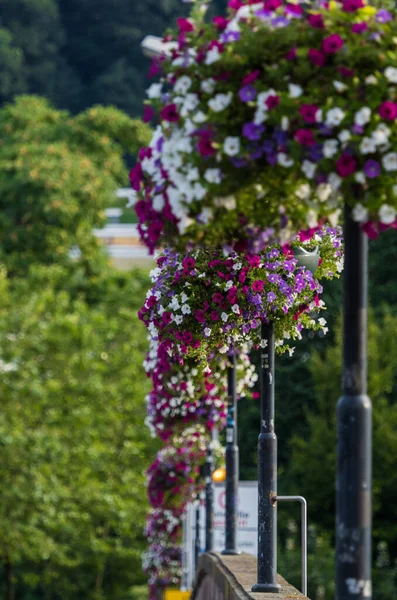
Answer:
[139,228,343,357]
[144,336,256,439]
[133,0,397,251]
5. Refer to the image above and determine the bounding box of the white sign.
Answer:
[184,481,258,586]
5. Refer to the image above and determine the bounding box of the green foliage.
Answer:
[0,95,150,274]
[0,264,154,599]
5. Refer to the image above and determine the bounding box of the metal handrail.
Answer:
[272,495,308,597]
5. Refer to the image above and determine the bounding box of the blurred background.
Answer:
[0,1,396,599]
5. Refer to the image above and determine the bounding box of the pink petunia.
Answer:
[322,34,344,54]
[242,70,261,85]
[143,105,154,123]
[295,129,316,146]
[308,13,324,28]
[264,0,282,9]
[129,163,143,191]
[198,136,216,156]
[195,310,206,323]
[308,48,325,66]
[343,0,364,11]
[351,22,368,33]
[379,101,397,121]
[213,16,228,30]
[300,104,320,124]
[177,18,194,32]
[285,47,297,60]
[160,103,179,122]
[266,95,280,110]
[336,153,357,177]
[252,280,265,292]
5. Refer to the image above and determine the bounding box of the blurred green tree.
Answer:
[0,264,155,600]
[0,95,150,275]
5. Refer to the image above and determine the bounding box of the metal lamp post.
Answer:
[205,432,215,552]
[253,246,319,593]
[336,205,372,599]
[222,350,240,555]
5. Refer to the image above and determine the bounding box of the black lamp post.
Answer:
[205,433,214,552]
[195,499,201,568]
[222,350,240,555]
[336,205,372,599]
[253,245,319,593]
[252,322,281,593]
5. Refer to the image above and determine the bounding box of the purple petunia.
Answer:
[243,122,265,141]
[239,85,257,102]
[376,9,392,22]
[364,160,381,178]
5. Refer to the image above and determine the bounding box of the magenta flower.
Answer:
[229,0,244,8]
[213,292,224,304]
[213,16,228,30]
[285,47,297,60]
[308,48,325,66]
[338,66,354,77]
[264,0,282,10]
[252,280,265,292]
[379,101,397,121]
[242,70,261,85]
[162,312,173,325]
[308,14,324,28]
[295,129,316,146]
[285,3,303,17]
[129,163,143,191]
[351,22,368,34]
[198,136,216,156]
[300,104,319,124]
[322,34,344,54]
[266,95,280,110]
[195,309,206,323]
[177,18,194,33]
[160,103,179,122]
[210,310,219,321]
[183,257,196,270]
[343,0,364,11]
[364,160,380,178]
[336,153,357,177]
[143,105,154,123]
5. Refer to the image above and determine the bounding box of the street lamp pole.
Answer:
[205,432,214,552]
[252,323,281,593]
[222,350,240,555]
[336,205,372,599]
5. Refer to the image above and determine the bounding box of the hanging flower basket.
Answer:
[139,227,343,356]
[133,0,397,251]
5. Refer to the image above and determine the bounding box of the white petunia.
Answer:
[231,304,240,314]
[302,160,316,179]
[325,108,346,127]
[193,183,207,200]
[338,129,351,144]
[152,194,165,212]
[201,78,216,94]
[333,80,347,92]
[385,66,397,83]
[174,75,192,95]
[224,136,240,156]
[278,152,294,167]
[355,172,366,184]
[372,124,390,146]
[181,304,192,315]
[174,315,184,325]
[192,111,207,123]
[382,152,397,172]
[316,183,332,202]
[146,83,163,98]
[354,107,371,126]
[281,116,290,131]
[208,92,233,112]
[205,46,221,65]
[204,168,222,184]
[181,93,199,116]
[186,167,199,182]
[365,75,377,85]
[352,203,368,223]
[379,204,396,224]
[204,328,212,336]
[198,207,213,223]
[328,173,342,190]
[323,139,339,158]
[221,312,229,322]
[359,137,377,155]
[288,83,303,98]
[318,317,327,327]
[296,183,310,200]
[306,209,318,228]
